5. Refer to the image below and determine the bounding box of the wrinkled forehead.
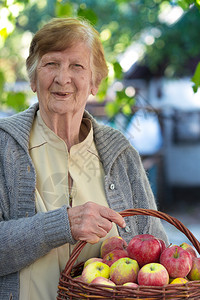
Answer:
[39,43,91,65]
[38,41,92,63]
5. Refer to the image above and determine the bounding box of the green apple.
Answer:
[187,257,200,281]
[110,257,139,285]
[138,263,169,286]
[179,242,197,258]
[81,261,110,284]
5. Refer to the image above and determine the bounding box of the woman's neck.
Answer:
[39,110,84,150]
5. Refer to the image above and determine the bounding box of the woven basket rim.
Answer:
[57,208,200,300]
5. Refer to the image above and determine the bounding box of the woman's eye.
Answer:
[43,61,58,67]
[74,64,83,68]
[46,62,56,66]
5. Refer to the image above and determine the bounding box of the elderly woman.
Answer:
[0,18,168,300]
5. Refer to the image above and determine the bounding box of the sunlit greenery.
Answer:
[0,0,200,113]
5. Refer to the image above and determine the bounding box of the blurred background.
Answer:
[1,0,200,245]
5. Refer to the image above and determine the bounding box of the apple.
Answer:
[179,242,197,258]
[73,275,83,281]
[187,257,200,281]
[160,245,192,278]
[100,236,127,258]
[102,249,129,267]
[159,238,167,252]
[127,234,164,267]
[91,276,116,289]
[110,257,139,285]
[84,257,103,269]
[170,277,188,284]
[123,282,138,287]
[137,263,169,286]
[81,261,110,284]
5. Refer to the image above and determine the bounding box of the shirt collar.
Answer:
[29,110,94,153]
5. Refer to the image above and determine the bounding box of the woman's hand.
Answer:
[67,202,126,244]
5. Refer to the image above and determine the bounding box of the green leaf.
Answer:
[192,85,198,93]
[0,71,5,94]
[105,101,121,118]
[77,8,98,25]
[122,103,132,115]
[195,0,200,8]
[191,62,200,93]
[0,27,8,42]
[6,91,28,112]
[177,0,191,10]
[113,61,123,80]
[105,88,135,118]
[116,90,127,102]
[55,2,74,17]
[96,77,109,102]
[17,0,29,3]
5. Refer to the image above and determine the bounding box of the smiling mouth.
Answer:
[53,92,72,96]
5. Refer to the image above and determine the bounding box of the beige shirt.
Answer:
[19,111,119,300]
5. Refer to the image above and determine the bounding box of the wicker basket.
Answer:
[57,208,200,299]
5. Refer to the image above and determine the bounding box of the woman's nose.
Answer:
[54,66,71,85]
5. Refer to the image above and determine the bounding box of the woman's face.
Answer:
[31,42,98,119]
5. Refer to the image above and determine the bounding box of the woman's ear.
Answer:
[31,81,36,93]
[91,86,98,96]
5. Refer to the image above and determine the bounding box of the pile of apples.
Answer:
[77,234,200,288]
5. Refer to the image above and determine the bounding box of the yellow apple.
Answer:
[110,257,139,285]
[170,277,188,284]
[83,257,103,269]
[81,261,110,284]
[123,282,138,287]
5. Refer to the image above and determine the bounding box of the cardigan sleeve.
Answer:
[0,206,76,276]
[0,131,76,276]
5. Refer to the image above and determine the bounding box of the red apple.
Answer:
[137,263,169,286]
[100,236,127,258]
[160,245,192,278]
[110,257,139,285]
[127,234,164,267]
[187,257,200,281]
[159,238,167,252]
[102,249,129,267]
[91,276,116,288]
[179,242,197,258]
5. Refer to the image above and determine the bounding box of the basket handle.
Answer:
[64,208,200,275]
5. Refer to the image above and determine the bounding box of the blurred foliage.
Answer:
[0,0,200,114]
[105,90,136,118]
[143,6,200,75]
[191,62,200,92]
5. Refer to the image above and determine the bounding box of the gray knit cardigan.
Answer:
[0,103,168,300]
